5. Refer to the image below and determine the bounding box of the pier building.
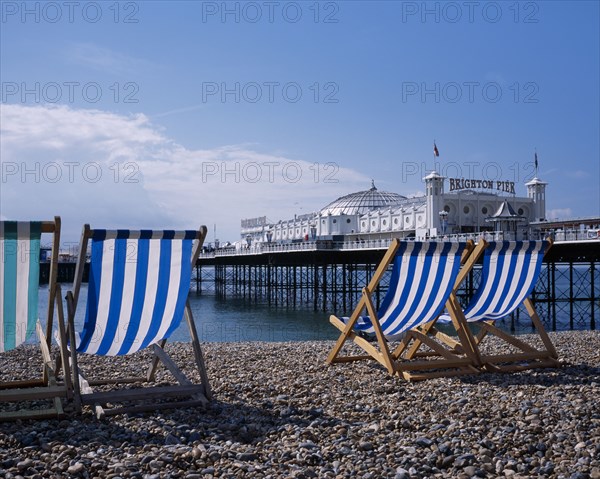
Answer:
[241,173,548,244]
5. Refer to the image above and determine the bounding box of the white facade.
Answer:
[240,174,547,243]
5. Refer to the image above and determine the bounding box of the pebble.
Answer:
[0,331,599,478]
[415,437,433,447]
[67,462,85,474]
[359,441,373,451]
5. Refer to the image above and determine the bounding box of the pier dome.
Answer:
[320,181,406,216]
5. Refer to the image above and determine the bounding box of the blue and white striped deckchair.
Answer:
[0,217,69,420]
[327,240,481,380]
[449,240,559,371]
[462,241,547,322]
[61,225,210,418]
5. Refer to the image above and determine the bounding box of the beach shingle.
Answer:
[1,330,599,478]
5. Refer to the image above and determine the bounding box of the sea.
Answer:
[37,285,339,344]
[35,272,595,344]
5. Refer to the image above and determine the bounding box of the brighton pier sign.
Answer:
[448,178,515,194]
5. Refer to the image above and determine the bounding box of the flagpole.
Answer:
[433,140,439,171]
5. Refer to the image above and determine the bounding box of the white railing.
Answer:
[201,241,323,258]
[339,239,394,250]
[431,231,513,242]
[552,229,600,242]
[198,229,599,259]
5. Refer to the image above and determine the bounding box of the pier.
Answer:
[42,234,599,332]
[195,236,600,331]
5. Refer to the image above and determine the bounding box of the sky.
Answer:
[1,0,599,245]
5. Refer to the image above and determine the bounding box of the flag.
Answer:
[433,142,439,157]
[534,152,538,170]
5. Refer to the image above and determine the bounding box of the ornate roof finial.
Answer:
[370,179,377,191]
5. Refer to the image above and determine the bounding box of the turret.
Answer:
[525,177,547,221]
[424,170,445,230]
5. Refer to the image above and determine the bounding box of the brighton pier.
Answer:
[45,173,600,332]
[195,171,599,331]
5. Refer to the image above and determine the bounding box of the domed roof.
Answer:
[320,181,406,216]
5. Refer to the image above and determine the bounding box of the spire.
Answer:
[491,199,520,218]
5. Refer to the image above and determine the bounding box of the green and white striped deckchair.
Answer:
[0,217,70,420]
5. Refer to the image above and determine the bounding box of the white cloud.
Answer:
[407,190,426,198]
[547,208,573,220]
[0,104,370,242]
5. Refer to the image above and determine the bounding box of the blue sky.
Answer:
[1,0,599,243]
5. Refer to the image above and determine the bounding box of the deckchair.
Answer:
[326,240,483,380]
[408,240,559,372]
[59,225,211,418]
[451,240,559,372]
[0,217,70,420]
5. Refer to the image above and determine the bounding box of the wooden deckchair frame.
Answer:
[406,239,560,372]
[0,216,71,421]
[59,224,211,419]
[326,239,482,381]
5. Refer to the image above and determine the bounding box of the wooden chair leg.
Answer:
[66,292,82,412]
[147,339,167,382]
[326,297,367,364]
[185,301,212,400]
[524,298,558,358]
[55,287,73,397]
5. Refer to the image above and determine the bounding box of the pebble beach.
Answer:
[1,330,599,479]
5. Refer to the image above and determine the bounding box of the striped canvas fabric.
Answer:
[0,222,41,353]
[350,242,466,337]
[76,230,197,356]
[461,241,548,322]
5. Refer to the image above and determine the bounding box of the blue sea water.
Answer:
[35,269,595,344]
[37,285,338,344]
